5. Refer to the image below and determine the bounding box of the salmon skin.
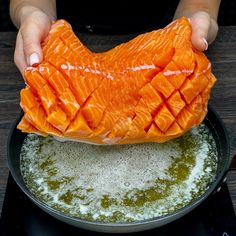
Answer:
[18,17,216,145]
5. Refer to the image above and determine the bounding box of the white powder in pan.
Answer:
[20,124,217,222]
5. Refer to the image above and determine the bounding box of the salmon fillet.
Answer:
[17,17,216,144]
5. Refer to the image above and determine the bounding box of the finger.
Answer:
[14,32,28,75]
[207,19,219,45]
[190,12,211,51]
[20,17,51,66]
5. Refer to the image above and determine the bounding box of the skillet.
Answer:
[7,106,233,233]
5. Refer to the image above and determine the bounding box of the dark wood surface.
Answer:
[0,27,236,216]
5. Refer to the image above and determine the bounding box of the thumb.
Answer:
[20,17,51,66]
[190,12,211,51]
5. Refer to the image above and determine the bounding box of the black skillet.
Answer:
[7,106,235,233]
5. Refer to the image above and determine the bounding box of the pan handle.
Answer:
[221,155,236,180]
[212,155,236,194]
[228,154,236,171]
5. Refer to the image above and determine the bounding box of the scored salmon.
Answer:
[17,17,216,144]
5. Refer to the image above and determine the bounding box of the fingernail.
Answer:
[203,38,208,51]
[28,53,39,66]
[187,17,191,23]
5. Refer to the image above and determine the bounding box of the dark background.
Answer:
[0,0,236,32]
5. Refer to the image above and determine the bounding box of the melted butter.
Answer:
[20,124,217,223]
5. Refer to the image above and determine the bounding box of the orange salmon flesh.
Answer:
[18,17,216,145]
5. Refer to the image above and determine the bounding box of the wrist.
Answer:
[11,4,56,29]
[174,0,221,22]
[18,6,41,27]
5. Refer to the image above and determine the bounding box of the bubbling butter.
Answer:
[20,124,217,222]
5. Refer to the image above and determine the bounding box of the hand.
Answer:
[174,11,219,51]
[14,8,53,75]
[188,11,218,51]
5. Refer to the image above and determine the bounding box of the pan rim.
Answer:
[7,105,231,228]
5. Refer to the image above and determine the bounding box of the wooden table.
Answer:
[0,27,236,216]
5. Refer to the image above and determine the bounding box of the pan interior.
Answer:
[20,124,218,223]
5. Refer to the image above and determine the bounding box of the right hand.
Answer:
[14,9,53,75]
